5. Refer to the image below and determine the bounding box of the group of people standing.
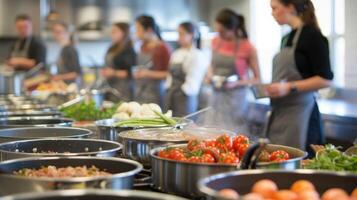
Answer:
[6,0,334,152]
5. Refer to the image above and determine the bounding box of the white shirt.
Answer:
[166,46,208,96]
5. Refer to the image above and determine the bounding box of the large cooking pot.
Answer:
[150,142,307,197]
[0,138,122,161]
[119,127,236,166]
[0,71,24,96]
[0,117,73,129]
[198,169,357,200]
[0,127,92,143]
[96,118,192,141]
[0,156,143,195]
[0,189,188,200]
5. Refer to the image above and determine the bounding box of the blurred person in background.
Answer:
[133,15,171,106]
[201,9,260,133]
[7,14,46,71]
[51,21,81,84]
[101,22,136,101]
[165,22,208,116]
[266,0,333,152]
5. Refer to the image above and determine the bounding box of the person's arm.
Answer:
[235,46,261,86]
[182,51,208,96]
[7,57,36,69]
[53,72,78,81]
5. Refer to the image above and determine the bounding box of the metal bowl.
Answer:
[0,156,143,196]
[119,127,236,167]
[150,143,307,197]
[95,118,193,141]
[198,169,357,200]
[0,138,122,161]
[0,117,73,129]
[0,189,188,200]
[0,127,92,143]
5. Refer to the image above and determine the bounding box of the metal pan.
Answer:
[0,156,143,196]
[0,127,92,143]
[0,104,54,111]
[119,127,236,166]
[0,138,122,161]
[0,109,62,118]
[96,118,192,141]
[0,189,188,200]
[150,143,307,197]
[0,117,73,129]
[198,169,357,200]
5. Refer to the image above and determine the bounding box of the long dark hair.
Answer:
[136,15,162,40]
[179,22,201,49]
[108,22,133,55]
[279,0,320,31]
[215,9,248,39]
[53,21,76,45]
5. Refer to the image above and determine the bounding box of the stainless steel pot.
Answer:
[0,138,122,161]
[198,169,357,200]
[0,117,73,129]
[150,143,307,197]
[0,156,143,196]
[0,127,92,143]
[0,71,24,96]
[0,189,188,200]
[119,127,236,167]
[0,104,55,112]
[95,118,193,141]
[0,109,62,118]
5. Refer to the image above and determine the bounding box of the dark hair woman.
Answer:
[101,22,136,102]
[266,0,333,153]
[51,21,81,84]
[202,9,261,132]
[165,22,208,116]
[133,15,171,106]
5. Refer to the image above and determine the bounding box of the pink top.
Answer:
[212,37,256,78]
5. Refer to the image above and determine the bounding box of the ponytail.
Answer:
[279,0,321,32]
[237,14,248,39]
[215,9,248,39]
[179,22,201,49]
[136,15,162,40]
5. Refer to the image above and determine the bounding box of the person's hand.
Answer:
[266,82,291,98]
[133,69,149,79]
[7,58,19,67]
[224,81,238,89]
[100,67,115,78]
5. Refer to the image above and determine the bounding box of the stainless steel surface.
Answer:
[150,143,306,197]
[119,127,234,167]
[0,127,92,143]
[0,189,188,200]
[0,117,73,129]
[0,138,122,161]
[198,169,357,200]
[0,156,143,196]
[95,118,193,141]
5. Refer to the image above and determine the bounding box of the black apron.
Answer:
[165,60,198,117]
[104,52,132,102]
[134,52,165,106]
[267,27,315,150]
[10,37,31,59]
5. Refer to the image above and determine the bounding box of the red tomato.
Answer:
[290,180,315,194]
[269,150,290,162]
[203,147,220,161]
[251,179,278,198]
[215,134,232,152]
[233,135,249,145]
[204,139,217,148]
[237,143,249,159]
[158,150,170,158]
[187,139,204,151]
[219,152,239,164]
[187,156,202,163]
[168,148,185,160]
[321,188,350,200]
[202,153,215,163]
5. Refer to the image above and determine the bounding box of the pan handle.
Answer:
[239,138,269,169]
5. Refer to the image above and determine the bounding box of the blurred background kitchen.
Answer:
[0,0,356,148]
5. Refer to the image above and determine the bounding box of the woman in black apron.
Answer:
[133,15,170,107]
[51,22,82,84]
[200,9,261,133]
[101,22,136,102]
[266,0,334,151]
[165,22,208,117]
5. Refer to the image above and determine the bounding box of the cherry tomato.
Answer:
[237,143,249,159]
[168,148,185,160]
[215,134,232,152]
[233,135,249,146]
[187,139,204,151]
[251,179,278,199]
[290,180,315,194]
[219,152,239,164]
[202,153,215,163]
[187,156,202,163]
[204,139,217,148]
[203,147,220,161]
[269,150,290,162]
[158,150,170,158]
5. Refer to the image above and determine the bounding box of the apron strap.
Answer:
[292,26,303,50]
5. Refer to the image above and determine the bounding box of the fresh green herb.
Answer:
[60,101,119,121]
[305,144,357,173]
